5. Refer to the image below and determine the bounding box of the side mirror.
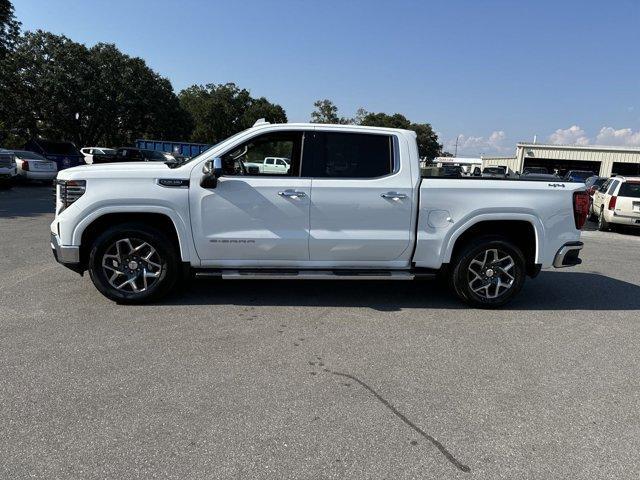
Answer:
[201,157,223,188]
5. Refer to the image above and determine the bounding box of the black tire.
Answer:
[449,235,526,308]
[598,208,610,231]
[588,201,597,221]
[88,223,180,304]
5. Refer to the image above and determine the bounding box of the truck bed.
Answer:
[413,178,585,269]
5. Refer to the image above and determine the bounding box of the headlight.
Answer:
[56,179,86,213]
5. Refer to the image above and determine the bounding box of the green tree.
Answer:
[0,0,19,58]
[358,110,442,160]
[1,31,191,147]
[179,83,287,144]
[0,0,20,144]
[310,99,351,124]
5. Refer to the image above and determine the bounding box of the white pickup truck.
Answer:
[51,121,589,307]
[244,157,291,175]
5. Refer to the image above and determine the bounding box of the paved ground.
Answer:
[1,184,640,480]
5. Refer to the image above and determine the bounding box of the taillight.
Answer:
[572,191,590,230]
[22,160,29,171]
[608,196,617,210]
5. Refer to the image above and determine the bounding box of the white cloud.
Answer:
[548,125,590,146]
[594,127,640,147]
[444,130,509,156]
[546,125,640,147]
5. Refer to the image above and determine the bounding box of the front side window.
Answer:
[220,131,302,176]
[309,132,393,178]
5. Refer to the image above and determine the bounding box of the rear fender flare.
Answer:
[442,213,543,264]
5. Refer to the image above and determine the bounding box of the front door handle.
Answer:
[381,191,407,200]
[278,190,307,198]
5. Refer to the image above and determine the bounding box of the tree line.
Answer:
[0,1,443,158]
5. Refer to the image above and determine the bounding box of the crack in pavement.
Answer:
[330,370,471,473]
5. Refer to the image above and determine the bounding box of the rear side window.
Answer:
[618,182,640,198]
[607,180,619,194]
[309,132,393,178]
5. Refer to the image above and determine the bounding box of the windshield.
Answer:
[13,150,47,160]
[36,140,80,155]
[177,129,251,167]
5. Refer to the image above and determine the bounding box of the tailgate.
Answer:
[614,196,640,216]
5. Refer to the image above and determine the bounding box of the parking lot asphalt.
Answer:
[1,184,640,480]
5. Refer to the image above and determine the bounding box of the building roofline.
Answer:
[517,142,640,153]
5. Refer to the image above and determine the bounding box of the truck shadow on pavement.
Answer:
[164,271,640,311]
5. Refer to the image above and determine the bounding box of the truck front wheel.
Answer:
[450,236,526,308]
[88,223,180,304]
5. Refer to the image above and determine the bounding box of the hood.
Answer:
[57,162,176,180]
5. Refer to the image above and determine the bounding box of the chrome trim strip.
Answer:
[51,233,80,264]
[553,242,583,268]
[196,270,415,280]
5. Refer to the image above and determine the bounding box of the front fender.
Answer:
[70,205,196,263]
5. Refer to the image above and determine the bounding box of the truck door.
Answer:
[306,131,414,264]
[189,130,311,264]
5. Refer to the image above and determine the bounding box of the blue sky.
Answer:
[14,0,640,155]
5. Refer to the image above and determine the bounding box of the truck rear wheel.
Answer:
[450,235,526,308]
[88,223,180,304]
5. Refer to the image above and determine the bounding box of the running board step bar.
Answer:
[194,269,437,280]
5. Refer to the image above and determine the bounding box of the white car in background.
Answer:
[80,147,116,164]
[0,150,18,188]
[244,156,290,174]
[11,150,58,182]
[592,176,640,231]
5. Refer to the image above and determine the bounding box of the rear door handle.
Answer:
[381,192,407,200]
[278,190,307,198]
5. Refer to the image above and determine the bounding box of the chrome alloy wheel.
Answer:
[101,238,162,293]
[467,248,516,299]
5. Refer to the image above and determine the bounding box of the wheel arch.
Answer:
[444,216,541,277]
[75,208,193,268]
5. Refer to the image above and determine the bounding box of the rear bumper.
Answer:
[553,241,583,268]
[51,233,83,274]
[611,211,640,226]
[19,170,57,181]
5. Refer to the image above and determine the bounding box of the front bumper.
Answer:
[51,233,84,274]
[553,241,583,268]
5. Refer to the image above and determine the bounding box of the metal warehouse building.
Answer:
[482,144,640,177]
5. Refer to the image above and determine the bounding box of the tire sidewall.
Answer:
[88,224,179,303]
[452,237,526,308]
[598,208,608,231]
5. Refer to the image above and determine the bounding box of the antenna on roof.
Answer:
[253,118,269,127]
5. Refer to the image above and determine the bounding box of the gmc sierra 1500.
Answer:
[51,121,589,307]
